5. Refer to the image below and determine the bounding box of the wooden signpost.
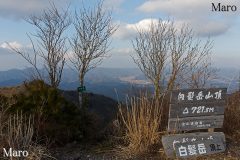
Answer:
[162,88,227,158]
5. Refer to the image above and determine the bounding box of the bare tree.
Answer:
[132,19,216,98]
[176,41,217,89]
[166,25,215,90]
[9,3,71,88]
[70,1,117,108]
[132,20,172,98]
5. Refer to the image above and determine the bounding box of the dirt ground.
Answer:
[51,136,240,160]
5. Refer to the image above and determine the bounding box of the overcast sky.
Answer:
[0,0,240,70]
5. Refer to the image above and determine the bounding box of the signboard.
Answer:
[168,88,227,131]
[162,88,227,158]
[162,132,226,158]
[77,86,86,93]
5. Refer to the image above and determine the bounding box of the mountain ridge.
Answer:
[0,67,239,100]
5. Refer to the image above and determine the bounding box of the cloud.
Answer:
[0,47,13,55]
[113,48,134,56]
[137,0,208,15]
[113,22,135,39]
[0,41,23,50]
[194,21,230,37]
[0,41,33,56]
[114,18,185,39]
[137,0,240,36]
[0,41,23,55]
[126,19,159,31]
[0,0,70,20]
[114,19,159,39]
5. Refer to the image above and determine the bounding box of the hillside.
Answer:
[62,90,118,126]
[0,83,119,129]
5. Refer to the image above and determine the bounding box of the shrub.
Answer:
[10,80,83,145]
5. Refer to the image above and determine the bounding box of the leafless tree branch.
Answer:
[8,3,71,88]
[132,19,217,98]
[70,0,117,86]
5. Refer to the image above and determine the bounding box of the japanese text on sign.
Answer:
[182,106,215,115]
[161,132,226,158]
[178,143,207,157]
[178,90,223,101]
[175,141,225,158]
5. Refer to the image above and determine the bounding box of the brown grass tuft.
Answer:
[0,110,54,159]
[6,113,34,151]
[117,94,164,158]
[224,92,240,138]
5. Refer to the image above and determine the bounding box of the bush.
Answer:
[10,80,83,145]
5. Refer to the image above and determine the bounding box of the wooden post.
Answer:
[79,92,82,109]
[78,85,86,109]
[208,128,214,132]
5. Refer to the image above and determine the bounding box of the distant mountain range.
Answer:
[0,67,239,100]
[0,67,152,101]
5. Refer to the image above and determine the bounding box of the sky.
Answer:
[0,0,240,71]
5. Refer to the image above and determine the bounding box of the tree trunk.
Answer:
[79,75,84,110]
[167,72,177,92]
[154,82,161,100]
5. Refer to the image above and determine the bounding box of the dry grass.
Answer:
[224,92,240,138]
[0,109,54,160]
[0,86,24,98]
[117,94,164,158]
[6,113,34,151]
[0,102,9,150]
